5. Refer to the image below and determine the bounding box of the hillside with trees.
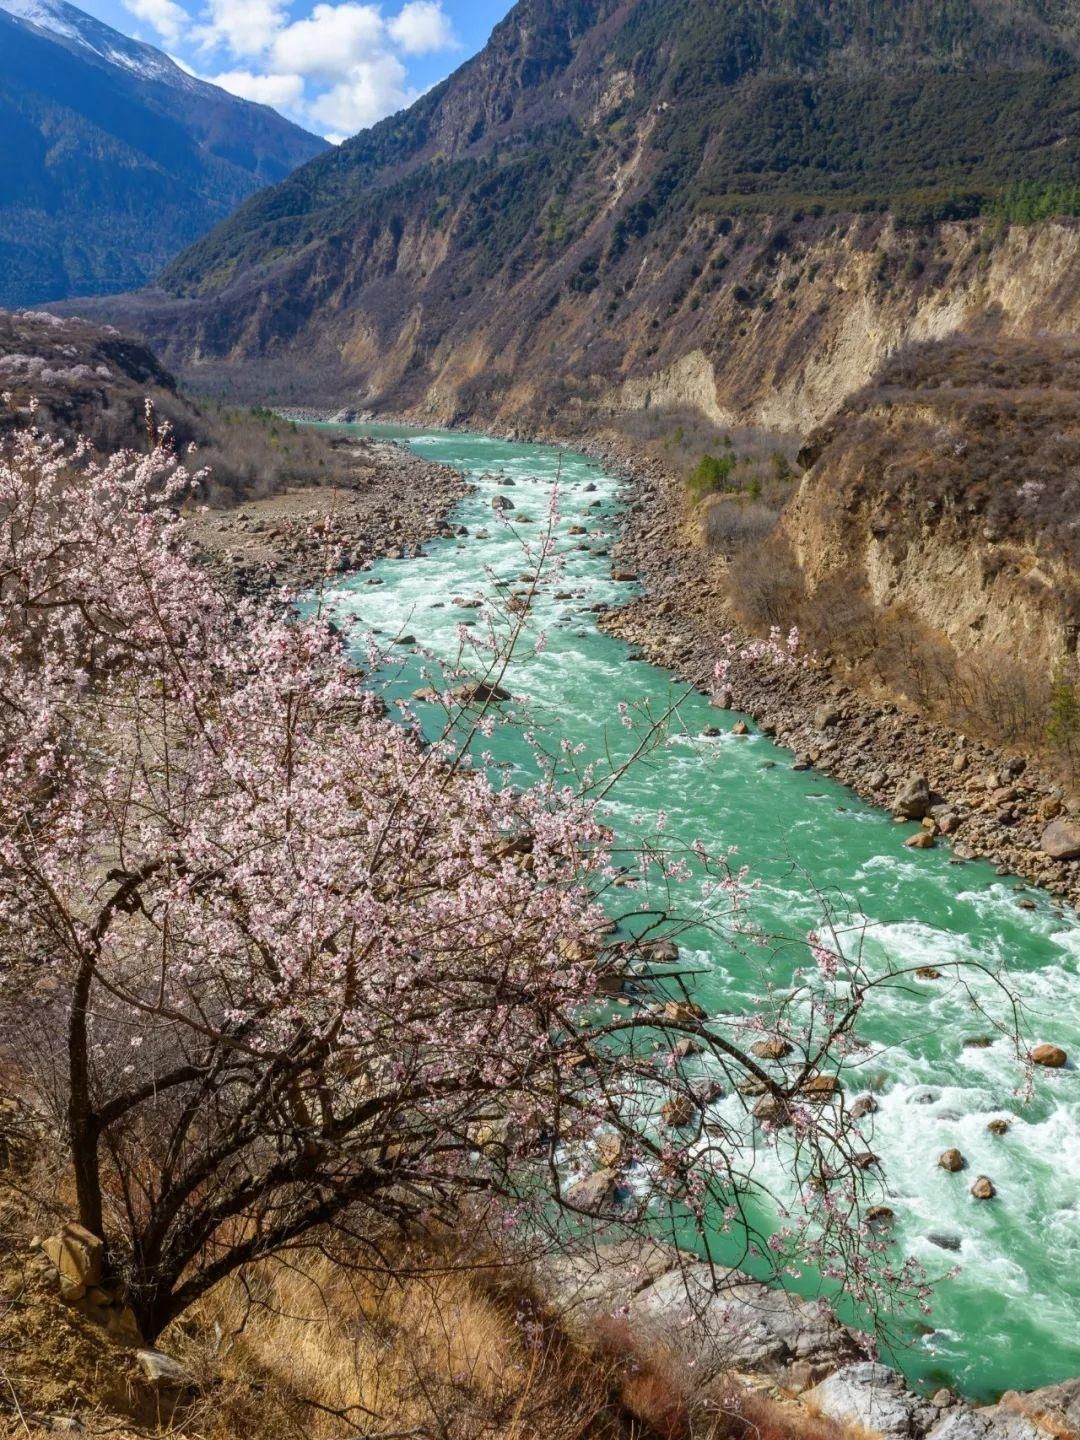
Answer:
[0,0,327,308]
[61,0,1080,421]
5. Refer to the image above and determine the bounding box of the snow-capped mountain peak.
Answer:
[0,0,192,86]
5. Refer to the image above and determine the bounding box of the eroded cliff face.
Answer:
[754,335,1080,748]
[83,212,1080,440]
[604,217,1080,437]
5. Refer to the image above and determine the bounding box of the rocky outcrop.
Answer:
[807,1362,1062,1440]
[544,1245,1080,1440]
[544,1241,860,1391]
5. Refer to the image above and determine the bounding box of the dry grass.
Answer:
[0,1093,870,1440]
[172,1248,618,1440]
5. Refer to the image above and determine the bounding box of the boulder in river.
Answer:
[751,1037,793,1060]
[451,681,512,704]
[939,1148,966,1173]
[662,999,705,1024]
[970,1175,996,1200]
[1029,1043,1068,1068]
[660,1094,696,1128]
[566,1169,620,1214]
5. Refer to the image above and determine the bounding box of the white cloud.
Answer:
[387,0,454,55]
[194,0,287,58]
[177,0,454,139]
[124,0,189,47]
[270,2,383,80]
[306,52,414,132]
[211,67,305,106]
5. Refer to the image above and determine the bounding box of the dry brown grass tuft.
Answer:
[165,1247,620,1440]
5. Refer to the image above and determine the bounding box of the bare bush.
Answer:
[704,498,780,552]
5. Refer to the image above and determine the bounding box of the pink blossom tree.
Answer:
[0,415,996,1345]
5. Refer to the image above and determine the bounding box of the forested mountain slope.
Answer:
[0,0,328,307]
[66,0,1080,424]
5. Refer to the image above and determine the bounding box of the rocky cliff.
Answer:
[61,0,1080,426]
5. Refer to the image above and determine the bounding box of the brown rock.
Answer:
[1041,819,1080,861]
[595,1134,625,1170]
[661,1094,696,1128]
[41,1224,103,1303]
[906,831,936,850]
[970,1175,996,1200]
[751,1037,794,1060]
[894,776,932,820]
[732,720,750,736]
[987,1119,1011,1136]
[1030,1043,1068,1068]
[662,1000,706,1025]
[939,1148,966,1173]
[801,1074,842,1100]
[566,1168,620,1213]
[753,1094,789,1125]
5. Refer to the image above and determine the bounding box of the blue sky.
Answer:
[75,0,513,141]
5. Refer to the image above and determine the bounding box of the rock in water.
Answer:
[751,1037,793,1060]
[893,776,932,820]
[660,1094,695,1128]
[1029,1043,1068,1068]
[940,1148,966,1172]
[971,1175,996,1200]
[565,1169,620,1214]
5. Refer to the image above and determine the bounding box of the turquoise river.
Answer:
[311,424,1079,1402]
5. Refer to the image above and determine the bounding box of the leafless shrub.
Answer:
[703,498,780,552]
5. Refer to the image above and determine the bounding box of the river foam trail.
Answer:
[311,425,1079,1401]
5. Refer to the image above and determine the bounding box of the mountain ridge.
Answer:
[0,0,329,308]
[61,0,1080,429]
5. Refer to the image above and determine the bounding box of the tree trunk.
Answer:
[68,957,104,1242]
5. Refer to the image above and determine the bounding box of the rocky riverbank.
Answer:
[563,434,1080,913]
[542,1240,1080,1440]
[187,434,468,595]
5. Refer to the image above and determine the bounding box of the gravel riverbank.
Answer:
[187,434,468,595]
[562,432,1080,912]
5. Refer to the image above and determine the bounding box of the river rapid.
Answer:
[311,424,1080,1403]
